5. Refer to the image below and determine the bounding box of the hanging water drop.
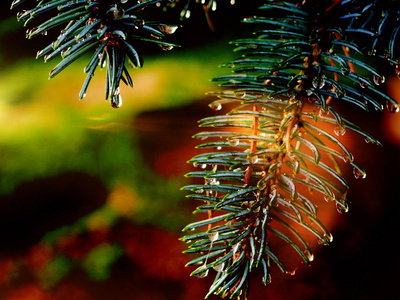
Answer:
[158,44,174,51]
[373,74,385,85]
[213,262,225,272]
[353,167,366,179]
[359,80,369,88]
[235,91,246,99]
[159,25,179,35]
[336,202,349,214]
[247,155,258,164]
[386,100,400,113]
[195,188,204,194]
[193,265,209,278]
[312,75,325,89]
[209,102,222,111]
[334,125,346,136]
[111,88,122,108]
[232,243,241,258]
[228,138,239,147]
[208,231,219,242]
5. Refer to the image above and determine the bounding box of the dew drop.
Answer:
[158,44,174,51]
[353,167,366,179]
[228,138,239,147]
[334,125,346,136]
[185,10,191,19]
[111,94,122,108]
[17,10,27,20]
[247,155,258,164]
[386,100,400,113]
[232,243,241,258]
[193,265,209,278]
[209,102,222,111]
[312,75,325,89]
[324,193,331,202]
[213,262,225,272]
[285,269,296,276]
[373,74,385,85]
[235,91,246,99]
[306,251,314,262]
[208,231,219,242]
[336,202,349,214]
[396,64,400,79]
[257,179,267,190]
[341,68,350,76]
[359,80,369,88]
[120,0,128,3]
[159,25,179,35]
[195,188,204,194]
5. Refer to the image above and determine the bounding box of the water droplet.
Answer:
[373,74,385,85]
[257,179,267,190]
[359,80,369,88]
[396,65,400,79]
[230,0,236,4]
[185,10,191,19]
[263,273,272,284]
[235,91,246,99]
[353,167,366,179]
[159,25,178,35]
[386,100,400,113]
[213,262,225,272]
[158,44,174,51]
[312,75,325,89]
[324,193,331,202]
[336,202,349,214]
[113,6,125,19]
[195,188,204,194]
[228,138,239,147]
[17,10,27,20]
[111,94,122,108]
[247,155,258,164]
[232,243,241,259]
[341,68,350,75]
[208,231,219,242]
[334,126,346,136]
[285,269,296,276]
[193,265,209,278]
[209,102,222,111]
[306,251,314,262]
[121,0,128,3]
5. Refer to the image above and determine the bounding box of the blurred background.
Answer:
[0,1,399,299]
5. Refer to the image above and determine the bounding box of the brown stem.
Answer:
[245,105,259,184]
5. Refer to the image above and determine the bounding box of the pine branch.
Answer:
[182,1,399,299]
[12,0,179,107]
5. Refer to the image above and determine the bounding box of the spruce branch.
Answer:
[12,0,179,108]
[182,0,399,299]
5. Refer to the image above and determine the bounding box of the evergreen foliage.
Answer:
[11,0,400,299]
